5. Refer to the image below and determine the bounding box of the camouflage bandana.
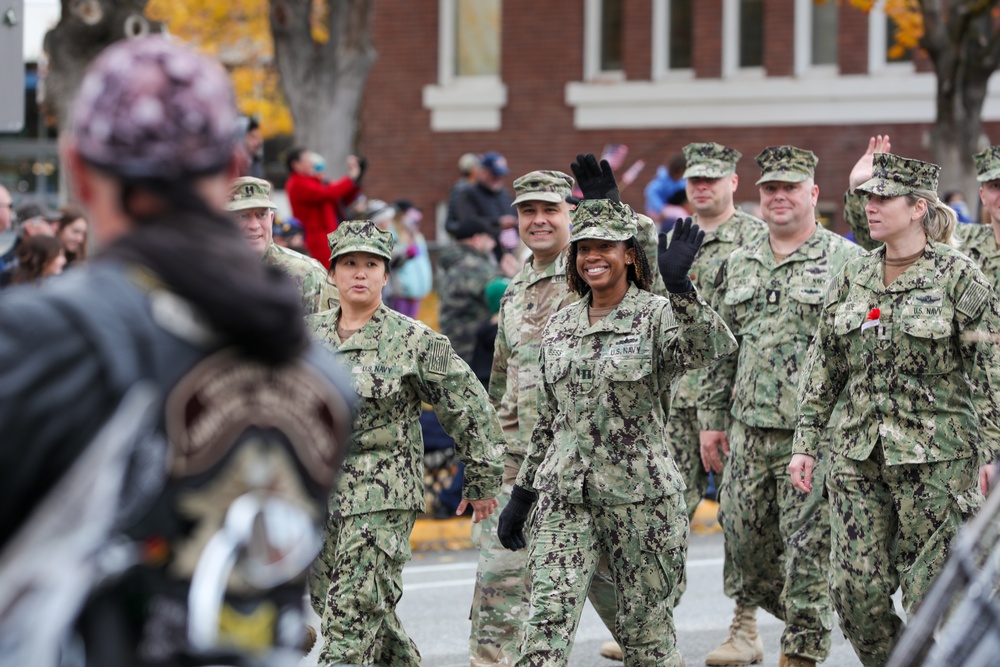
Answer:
[570,199,638,243]
[512,170,575,205]
[328,219,394,262]
[71,36,240,180]
[755,145,818,184]
[855,153,940,197]
[226,177,278,211]
[683,142,742,179]
[974,146,1000,183]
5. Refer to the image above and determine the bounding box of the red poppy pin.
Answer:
[861,307,881,332]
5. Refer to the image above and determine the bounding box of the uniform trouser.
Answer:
[309,509,421,666]
[516,492,688,667]
[469,454,618,665]
[721,420,833,661]
[827,448,982,667]
[665,405,740,601]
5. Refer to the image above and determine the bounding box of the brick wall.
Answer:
[358,1,994,241]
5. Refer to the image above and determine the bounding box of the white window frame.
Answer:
[722,0,765,79]
[868,1,915,74]
[651,0,694,81]
[583,0,626,82]
[793,0,839,77]
[421,0,507,132]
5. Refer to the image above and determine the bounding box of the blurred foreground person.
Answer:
[0,37,354,667]
[308,220,504,665]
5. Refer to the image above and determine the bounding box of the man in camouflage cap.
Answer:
[660,142,769,664]
[699,145,860,667]
[961,145,1000,290]
[469,169,622,664]
[226,176,338,314]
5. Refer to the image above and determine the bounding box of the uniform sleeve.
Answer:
[636,213,669,297]
[843,190,880,251]
[793,272,850,457]
[0,296,117,547]
[953,273,1000,465]
[487,297,512,409]
[697,261,738,431]
[660,288,737,376]
[514,345,556,494]
[415,332,505,499]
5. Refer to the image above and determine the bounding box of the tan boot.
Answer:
[778,656,815,667]
[705,604,764,665]
[599,639,623,661]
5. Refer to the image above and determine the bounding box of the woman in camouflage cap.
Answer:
[496,200,737,665]
[790,151,1000,666]
[307,220,505,666]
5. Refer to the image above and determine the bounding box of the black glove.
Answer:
[571,153,620,203]
[497,485,537,551]
[658,217,704,293]
[353,157,367,186]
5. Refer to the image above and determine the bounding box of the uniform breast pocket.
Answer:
[353,374,404,429]
[722,286,756,335]
[601,355,655,416]
[897,315,957,375]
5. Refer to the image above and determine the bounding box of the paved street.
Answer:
[307,531,868,666]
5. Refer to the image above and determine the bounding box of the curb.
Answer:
[410,516,474,551]
[409,499,721,551]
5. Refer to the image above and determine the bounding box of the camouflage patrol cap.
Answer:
[511,170,575,205]
[569,199,638,243]
[327,219,394,262]
[974,146,1000,182]
[682,142,742,179]
[225,176,278,211]
[755,146,818,185]
[855,153,940,197]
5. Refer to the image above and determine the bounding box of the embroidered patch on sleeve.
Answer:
[427,339,451,375]
[661,303,677,330]
[957,282,990,318]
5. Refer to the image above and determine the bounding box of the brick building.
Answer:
[357,0,1000,239]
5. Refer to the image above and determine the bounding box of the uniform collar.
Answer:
[572,283,643,335]
[703,210,756,245]
[743,223,827,267]
[855,241,937,293]
[323,303,387,351]
[519,249,567,286]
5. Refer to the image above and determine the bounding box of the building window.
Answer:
[868,5,915,73]
[811,0,838,66]
[739,0,764,68]
[601,0,624,71]
[454,0,500,77]
[652,0,693,79]
[422,0,507,132]
[584,0,624,80]
[885,13,914,62]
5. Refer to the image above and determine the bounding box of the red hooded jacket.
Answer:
[285,172,361,268]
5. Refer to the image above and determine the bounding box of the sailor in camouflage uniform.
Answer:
[957,145,1000,288]
[790,153,1000,667]
[226,176,338,314]
[663,142,768,665]
[308,220,505,666]
[470,169,621,665]
[496,200,737,666]
[702,147,860,667]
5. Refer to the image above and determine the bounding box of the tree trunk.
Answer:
[43,0,162,131]
[270,0,376,180]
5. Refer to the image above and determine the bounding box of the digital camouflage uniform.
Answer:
[308,221,505,666]
[669,143,767,604]
[954,146,1000,291]
[793,154,1000,667]
[513,201,738,667]
[225,176,340,315]
[471,175,667,665]
[264,242,339,314]
[700,146,861,662]
[439,243,499,365]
